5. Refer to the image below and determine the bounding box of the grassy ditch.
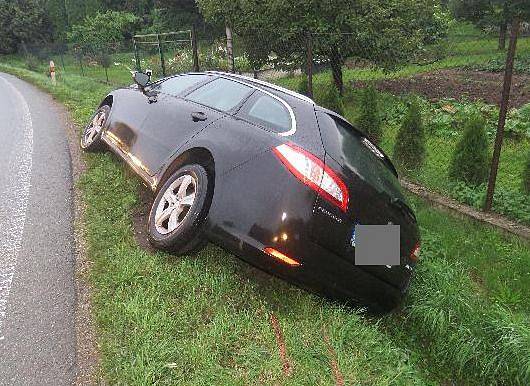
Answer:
[1,62,529,385]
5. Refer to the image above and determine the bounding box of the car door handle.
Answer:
[191,111,207,122]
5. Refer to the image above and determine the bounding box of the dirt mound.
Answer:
[353,69,530,108]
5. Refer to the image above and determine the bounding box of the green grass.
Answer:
[1,61,529,385]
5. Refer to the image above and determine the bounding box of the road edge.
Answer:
[55,100,102,384]
[0,69,103,384]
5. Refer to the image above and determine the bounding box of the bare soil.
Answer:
[133,185,157,253]
[353,69,530,108]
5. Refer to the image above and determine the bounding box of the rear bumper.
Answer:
[208,226,410,311]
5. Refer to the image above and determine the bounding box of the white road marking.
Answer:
[0,76,33,341]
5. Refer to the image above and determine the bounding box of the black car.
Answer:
[81,71,420,311]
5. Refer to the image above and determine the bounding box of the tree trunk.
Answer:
[329,47,343,95]
[499,21,508,50]
[225,25,235,73]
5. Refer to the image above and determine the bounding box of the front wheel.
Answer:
[81,105,110,152]
[147,164,210,255]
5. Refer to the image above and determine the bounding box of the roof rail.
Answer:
[205,71,314,104]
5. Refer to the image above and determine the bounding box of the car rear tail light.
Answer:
[410,242,420,262]
[264,247,301,267]
[273,143,349,212]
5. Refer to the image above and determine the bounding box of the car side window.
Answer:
[186,78,253,112]
[155,74,211,96]
[239,92,292,133]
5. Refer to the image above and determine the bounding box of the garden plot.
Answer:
[353,69,530,108]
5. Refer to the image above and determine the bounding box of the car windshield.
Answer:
[317,112,404,200]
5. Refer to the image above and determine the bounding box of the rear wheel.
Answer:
[147,164,210,255]
[81,105,109,152]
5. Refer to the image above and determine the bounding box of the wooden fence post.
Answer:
[485,18,521,211]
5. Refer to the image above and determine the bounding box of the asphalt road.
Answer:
[0,73,76,385]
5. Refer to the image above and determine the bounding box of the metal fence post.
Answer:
[484,18,521,211]
[133,38,141,71]
[191,24,199,72]
[157,33,166,77]
[306,31,313,99]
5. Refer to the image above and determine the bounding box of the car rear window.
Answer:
[186,78,253,112]
[239,92,292,133]
[155,74,210,96]
[317,111,404,200]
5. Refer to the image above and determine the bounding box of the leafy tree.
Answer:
[68,11,140,57]
[394,100,426,171]
[449,0,530,49]
[449,114,490,186]
[0,0,53,54]
[523,150,530,194]
[356,86,382,145]
[197,0,448,95]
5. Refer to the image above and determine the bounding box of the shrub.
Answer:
[356,86,382,144]
[524,150,530,194]
[297,74,309,96]
[394,99,426,171]
[449,114,490,186]
[315,81,344,115]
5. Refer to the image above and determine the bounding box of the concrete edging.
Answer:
[401,178,530,241]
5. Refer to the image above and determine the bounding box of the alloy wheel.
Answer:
[154,174,197,235]
[83,110,106,146]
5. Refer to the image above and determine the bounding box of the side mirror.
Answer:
[133,71,150,89]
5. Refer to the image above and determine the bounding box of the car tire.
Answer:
[147,164,211,255]
[80,105,110,152]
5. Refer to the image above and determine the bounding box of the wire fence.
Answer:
[15,25,530,112]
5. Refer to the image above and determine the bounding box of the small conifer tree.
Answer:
[316,81,344,116]
[298,74,309,96]
[356,86,382,145]
[394,99,426,171]
[449,114,490,186]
